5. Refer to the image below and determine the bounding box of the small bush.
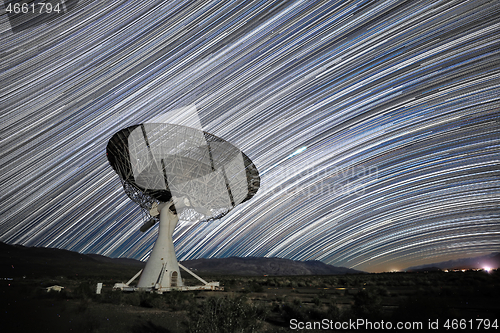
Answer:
[187,296,266,333]
[122,292,141,306]
[74,281,94,299]
[249,282,264,293]
[351,290,382,320]
[281,303,307,322]
[393,294,459,321]
[100,290,123,304]
[375,286,389,297]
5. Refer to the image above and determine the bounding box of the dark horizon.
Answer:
[2,241,499,276]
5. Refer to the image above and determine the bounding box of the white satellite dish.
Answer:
[106,123,260,292]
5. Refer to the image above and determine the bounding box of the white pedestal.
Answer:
[137,203,183,289]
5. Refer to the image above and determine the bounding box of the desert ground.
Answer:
[2,269,499,332]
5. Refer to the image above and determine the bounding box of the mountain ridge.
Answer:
[179,256,363,275]
[0,242,363,277]
[405,253,500,271]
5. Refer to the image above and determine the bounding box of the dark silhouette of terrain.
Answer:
[405,253,500,271]
[0,242,362,278]
[4,242,499,278]
[181,257,363,275]
[0,241,141,279]
[1,241,499,333]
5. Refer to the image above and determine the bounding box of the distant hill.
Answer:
[405,253,500,272]
[87,252,364,276]
[86,253,144,268]
[180,257,363,276]
[0,242,363,278]
[0,242,142,279]
[404,266,442,273]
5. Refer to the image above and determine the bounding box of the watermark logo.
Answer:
[265,164,379,199]
[3,0,81,33]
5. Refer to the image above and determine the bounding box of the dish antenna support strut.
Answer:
[137,200,182,289]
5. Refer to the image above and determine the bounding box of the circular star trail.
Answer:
[1,0,499,272]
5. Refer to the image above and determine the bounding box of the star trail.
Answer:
[1,0,499,272]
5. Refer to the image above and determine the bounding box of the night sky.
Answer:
[1,0,499,272]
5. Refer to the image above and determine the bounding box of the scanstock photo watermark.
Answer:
[290,318,499,330]
[268,164,379,198]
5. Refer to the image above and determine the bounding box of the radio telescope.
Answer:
[106,123,260,292]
